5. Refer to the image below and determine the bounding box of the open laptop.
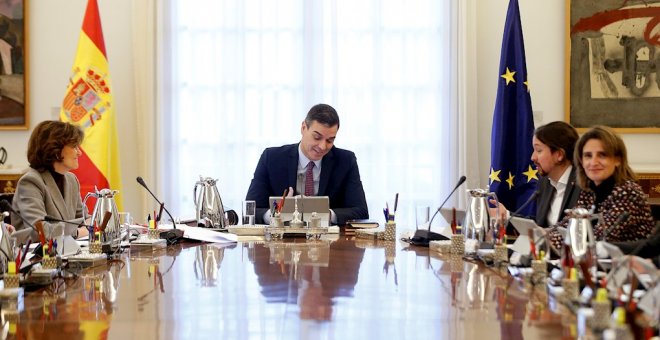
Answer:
[509,216,558,257]
[268,196,330,227]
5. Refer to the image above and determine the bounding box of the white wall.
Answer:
[0,0,141,218]
[476,0,660,187]
[2,0,659,218]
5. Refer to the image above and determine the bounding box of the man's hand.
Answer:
[488,199,508,223]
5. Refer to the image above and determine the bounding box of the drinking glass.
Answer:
[416,206,430,229]
[242,200,256,225]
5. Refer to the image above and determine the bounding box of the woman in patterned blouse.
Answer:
[548,126,655,251]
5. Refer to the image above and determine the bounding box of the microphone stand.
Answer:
[136,177,184,243]
[411,176,466,246]
[44,215,94,232]
[504,190,541,237]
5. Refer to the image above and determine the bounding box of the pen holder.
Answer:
[531,260,547,282]
[89,242,103,254]
[451,234,465,255]
[561,278,579,301]
[41,257,58,270]
[271,216,284,228]
[148,229,160,240]
[3,274,19,289]
[494,244,508,263]
[591,300,612,330]
[382,222,396,241]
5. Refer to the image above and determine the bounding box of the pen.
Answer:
[394,193,399,214]
[157,203,165,223]
[277,188,288,213]
[498,221,505,243]
[20,239,30,267]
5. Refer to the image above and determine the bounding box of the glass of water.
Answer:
[242,200,256,225]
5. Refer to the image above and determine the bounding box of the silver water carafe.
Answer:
[83,188,121,253]
[463,189,500,243]
[193,176,228,229]
[565,207,596,261]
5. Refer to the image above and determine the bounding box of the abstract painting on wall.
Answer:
[566,0,660,132]
[0,0,26,130]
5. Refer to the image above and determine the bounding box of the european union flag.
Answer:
[489,0,537,217]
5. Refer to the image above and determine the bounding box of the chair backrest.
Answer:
[0,193,13,223]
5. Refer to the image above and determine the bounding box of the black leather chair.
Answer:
[0,193,13,224]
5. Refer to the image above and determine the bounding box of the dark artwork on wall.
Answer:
[566,0,660,132]
[0,0,26,130]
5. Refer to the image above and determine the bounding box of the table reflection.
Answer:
[0,236,586,339]
[251,237,365,322]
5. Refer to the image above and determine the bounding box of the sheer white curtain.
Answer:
[158,0,467,227]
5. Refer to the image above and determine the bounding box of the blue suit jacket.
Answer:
[246,143,368,225]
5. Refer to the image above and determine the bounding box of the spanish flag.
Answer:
[60,0,123,211]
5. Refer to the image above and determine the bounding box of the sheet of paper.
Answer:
[158,223,237,243]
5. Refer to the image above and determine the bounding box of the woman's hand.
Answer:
[4,223,15,233]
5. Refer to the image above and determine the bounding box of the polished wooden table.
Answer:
[4,236,577,340]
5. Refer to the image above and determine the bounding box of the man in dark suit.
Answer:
[493,121,581,229]
[246,104,368,225]
[534,166,580,228]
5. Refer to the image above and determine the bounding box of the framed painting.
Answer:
[565,0,660,132]
[0,0,27,130]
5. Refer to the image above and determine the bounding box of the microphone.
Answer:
[136,176,184,243]
[411,176,466,246]
[602,212,630,242]
[510,189,541,218]
[427,176,467,231]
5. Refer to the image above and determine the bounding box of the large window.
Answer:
[161,0,460,226]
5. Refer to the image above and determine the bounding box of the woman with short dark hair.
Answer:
[11,121,86,239]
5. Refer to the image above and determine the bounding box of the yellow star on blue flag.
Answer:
[522,165,538,182]
[489,168,502,183]
[501,67,516,85]
[506,172,515,189]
